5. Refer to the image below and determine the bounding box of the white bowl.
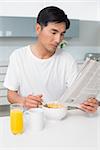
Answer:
[42,102,67,120]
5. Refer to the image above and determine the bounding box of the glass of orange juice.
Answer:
[10,103,24,134]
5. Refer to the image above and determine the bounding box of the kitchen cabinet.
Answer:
[0,16,79,38]
[0,16,36,37]
[65,19,79,37]
[0,105,10,117]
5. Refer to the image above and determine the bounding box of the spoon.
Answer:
[67,106,84,111]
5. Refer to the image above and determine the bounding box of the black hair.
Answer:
[37,6,70,30]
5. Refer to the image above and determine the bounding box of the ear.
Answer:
[36,23,42,35]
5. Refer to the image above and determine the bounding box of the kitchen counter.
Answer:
[0,104,10,117]
[0,108,100,150]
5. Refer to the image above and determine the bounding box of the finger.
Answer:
[80,104,97,113]
[35,94,43,97]
[83,98,98,105]
[28,95,43,103]
[87,98,98,104]
[83,101,98,108]
[27,104,38,109]
[28,99,41,106]
[81,107,96,113]
[34,96,43,102]
[29,94,43,98]
[24,100,38,108]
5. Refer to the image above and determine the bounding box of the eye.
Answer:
[50,30,57,35]
[51,32,56,35]
[61,33,64,36]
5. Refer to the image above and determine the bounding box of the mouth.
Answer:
[51,44,58,49]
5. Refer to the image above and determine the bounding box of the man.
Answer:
[4,6,99,112]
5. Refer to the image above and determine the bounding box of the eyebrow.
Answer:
[51,29,66,34]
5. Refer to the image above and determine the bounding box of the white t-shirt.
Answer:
[4,45,78,102]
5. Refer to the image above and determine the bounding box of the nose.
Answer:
[55,34,62,44]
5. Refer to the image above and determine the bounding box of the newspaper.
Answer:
[59,58,100,104]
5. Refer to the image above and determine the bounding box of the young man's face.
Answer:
[36,22,66,53]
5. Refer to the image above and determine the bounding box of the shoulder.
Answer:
[10,45,29,59]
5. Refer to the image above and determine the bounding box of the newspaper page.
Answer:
[59,58,100,104]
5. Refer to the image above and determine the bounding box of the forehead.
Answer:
[44,22,66,32]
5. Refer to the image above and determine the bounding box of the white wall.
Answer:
[0,0,99,21]
[44,0,99,21]
[0,1,45,17]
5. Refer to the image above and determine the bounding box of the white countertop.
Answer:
[0,108,100,150]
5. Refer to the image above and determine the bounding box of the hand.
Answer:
[80,97,99,113]
[24,94,43,109]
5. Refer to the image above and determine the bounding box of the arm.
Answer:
[7,90,43,109]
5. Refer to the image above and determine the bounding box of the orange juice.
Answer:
[10,109,24,134]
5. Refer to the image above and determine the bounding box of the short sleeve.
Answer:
[4,52,20,91]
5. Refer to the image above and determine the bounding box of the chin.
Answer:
[47,47,57,53]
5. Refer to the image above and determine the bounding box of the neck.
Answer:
[30,43,55,59]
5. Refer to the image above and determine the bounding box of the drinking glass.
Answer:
[10,103,24,134]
